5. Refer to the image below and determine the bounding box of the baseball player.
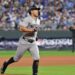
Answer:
[1,6,40,75]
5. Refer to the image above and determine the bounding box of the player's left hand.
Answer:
[33,27,38,32]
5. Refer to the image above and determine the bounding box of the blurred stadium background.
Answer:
[0,0,75,51]
[0,0,75,75]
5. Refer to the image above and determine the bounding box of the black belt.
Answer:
[23,37,34,43]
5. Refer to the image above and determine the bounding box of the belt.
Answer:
[23,37,34,43]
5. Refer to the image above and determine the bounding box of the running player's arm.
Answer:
[19,18,36,33]
[19,25,35,32]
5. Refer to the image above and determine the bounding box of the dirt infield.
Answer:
[0,56,75,67]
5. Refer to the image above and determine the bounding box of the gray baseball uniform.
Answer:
[13,15,40,61]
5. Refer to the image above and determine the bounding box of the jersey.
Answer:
[19,15,40,44]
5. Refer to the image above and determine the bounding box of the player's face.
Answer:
[32,10,39,17]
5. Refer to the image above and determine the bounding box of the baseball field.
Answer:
[0,50,75,75]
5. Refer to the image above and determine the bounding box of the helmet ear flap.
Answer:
[38,11,40,16]
[29,11,31,15]
[28,9,31,15]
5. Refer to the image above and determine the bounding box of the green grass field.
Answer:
[5,66,75,75]
[0,50,75,57]
[0,50,75,75]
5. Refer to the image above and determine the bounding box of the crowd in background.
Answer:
[0,0,75,31]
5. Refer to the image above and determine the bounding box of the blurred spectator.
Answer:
[42,0,49,7]
[64,0,74,10]
[0,0,75,31]
[24,0,33,11]
[0,5,2,17]
[18,0,26,5]
[33,0,43,9]
[63,16,74,30]
[40,7,49,20]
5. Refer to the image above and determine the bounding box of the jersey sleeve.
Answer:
[38,19,40,25]
[19,18,29,27]
[36,19,40,27]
